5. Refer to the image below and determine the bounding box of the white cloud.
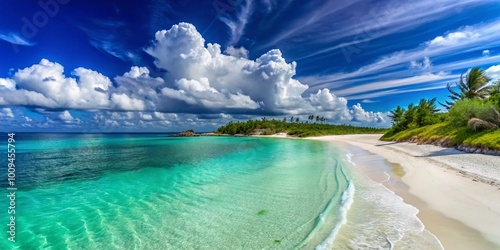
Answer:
[482,50,490,56]
[0,59,113,109]
[410,57,432,70]
[80,20,139,62]
[141,113,153,120]
[0,78,16,90]
[0,32,35,46]
[485,65,500,80]
[308,89,348,111]
[301,20,500,100]
[350,103,388,124]
[0,59,148,111]
[24,116,33,122]
[224,46,249,58]
[123,66,150,78]
[427,30,479,47]
[259,0,493,54]
[111,93,145,110]
[219,0,253,45]
[146,22,350,114]
[58,110,82,125]
[1,108,14,118]
[0,22,388,127]
[154,112,178,121]
[162,78,260,109]
[333,72,455,99]
[58,110,74,121]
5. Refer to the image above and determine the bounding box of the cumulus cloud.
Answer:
[485,65,500,80]
[162,78,260,109]
[0,59,114,109]
[111,93,145,110]
[0,22,388,128]
[58,110,74,121]
[1,108,14,118]
[427,29,479,47]
[0,78,16,90]
[144,22,359,118]
[350,104,388,124]
[56,110,81,125]
[224,46,249,58]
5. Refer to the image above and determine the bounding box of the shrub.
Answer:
[448,98,492,127]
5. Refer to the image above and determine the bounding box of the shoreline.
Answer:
[309,134,500,249]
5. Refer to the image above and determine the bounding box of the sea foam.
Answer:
[328,148,444,249]
[315,180,355,250]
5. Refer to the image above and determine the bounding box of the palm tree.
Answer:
[440,67,491,109]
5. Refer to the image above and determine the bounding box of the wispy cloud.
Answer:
[219,0,253,45]
[258,0,497,59]
[299,19,500,100]
[335,73,458,99]
[0,32,35,46]
[80,19,140,63]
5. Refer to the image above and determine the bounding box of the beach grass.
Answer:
[381,121,500,150]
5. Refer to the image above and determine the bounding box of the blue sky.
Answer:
[1,0,500,132]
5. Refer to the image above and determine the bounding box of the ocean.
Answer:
[1,134,442,249]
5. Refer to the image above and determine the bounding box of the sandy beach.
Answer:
[310,134,500,249]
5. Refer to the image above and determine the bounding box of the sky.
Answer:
[1,0,500,132]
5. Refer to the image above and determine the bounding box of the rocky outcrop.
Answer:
[456,145,500,156]
[173,130,199,137]
[397,136,500,156]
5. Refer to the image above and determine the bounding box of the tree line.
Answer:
[216,117,386,137]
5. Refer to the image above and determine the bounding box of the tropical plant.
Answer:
[415,98,440,127]
[448,98,492,127]
[440,67,491,109]
[388,106,405,125]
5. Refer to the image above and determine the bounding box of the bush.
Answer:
[489,92,500,110]
[448,99,492,127]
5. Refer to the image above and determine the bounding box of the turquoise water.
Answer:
[1,134,443,249]
[1,134,351,249]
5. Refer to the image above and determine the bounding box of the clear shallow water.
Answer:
[0,134,442,249]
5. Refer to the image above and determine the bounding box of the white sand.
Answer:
[310,134,500,249]
[251,132,292,138]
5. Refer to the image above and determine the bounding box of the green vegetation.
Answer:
[383,67,500,151]
[440,67,492,109]
[256,209,268,215]
[216,117,387,137]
